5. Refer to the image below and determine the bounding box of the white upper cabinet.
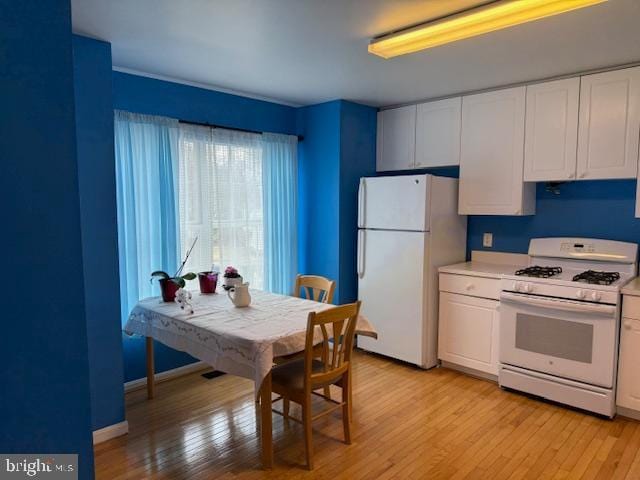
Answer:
[577,67,640,180]
[459,86,535,216]
[376,105,416,172]
[415,97,461,168]
[524,78,580,182]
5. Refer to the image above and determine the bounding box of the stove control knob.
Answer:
[513,282,521,292]
[590,291,602,302]
[523,283,534,293]
[576,289,586,299]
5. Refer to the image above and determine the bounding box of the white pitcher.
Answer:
[227,282,251,307]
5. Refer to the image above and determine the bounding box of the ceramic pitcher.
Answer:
[227,282,251,307]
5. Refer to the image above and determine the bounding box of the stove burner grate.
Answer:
[515,265,563,278]
[572,270,620,285]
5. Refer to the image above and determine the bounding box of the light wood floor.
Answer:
[95,352,640,479]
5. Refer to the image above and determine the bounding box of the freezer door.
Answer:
[358,229,427,366]
[358,175,430,231]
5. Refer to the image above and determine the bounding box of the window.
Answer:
[178,125,265,288]
[115,110,298,320]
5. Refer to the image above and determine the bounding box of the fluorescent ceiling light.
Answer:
[368,0,607,59]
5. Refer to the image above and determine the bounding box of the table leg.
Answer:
[146,337,155,399]
[259,371,273,469]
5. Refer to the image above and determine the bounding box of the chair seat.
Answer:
[274,343,325,365]
[272,359,326,392]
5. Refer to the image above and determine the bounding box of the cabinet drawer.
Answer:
[439,273,501,300]
[622,295,640,320]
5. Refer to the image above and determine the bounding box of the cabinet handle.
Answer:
[578,172,587,179]
[567,172,574,179]
[624,320,633,330]
[465,283,475,291]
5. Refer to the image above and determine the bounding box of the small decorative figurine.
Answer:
[175,288,194,314]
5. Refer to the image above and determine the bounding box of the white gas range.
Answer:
[498,238,638,417]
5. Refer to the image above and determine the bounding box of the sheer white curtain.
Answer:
[178,125,265,288]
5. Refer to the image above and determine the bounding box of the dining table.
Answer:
[123,288,377,469]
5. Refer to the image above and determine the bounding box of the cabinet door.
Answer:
[415,97,461,168]
[524,78,580,182]
[438,292,499,375]
[617,317,640,411]
[376,105,416,172]
[577,67,640,180]
[459,86,535,215]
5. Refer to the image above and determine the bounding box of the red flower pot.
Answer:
[159,278,180,302]
[198,272,218,294]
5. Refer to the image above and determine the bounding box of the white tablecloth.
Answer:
[124,289,377,389]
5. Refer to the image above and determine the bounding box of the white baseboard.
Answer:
[617,406,640,421]
[93,420,129,445]
[440,360,498,383]
[124,361,209,393]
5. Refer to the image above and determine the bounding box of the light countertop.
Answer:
[622,277,640,297]
[439,261,524,279]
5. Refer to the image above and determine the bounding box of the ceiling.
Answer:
[71,0,640,108]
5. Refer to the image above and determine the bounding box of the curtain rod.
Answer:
[178,119,303,141]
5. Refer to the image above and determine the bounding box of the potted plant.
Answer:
[223,266,243,290]
[151,271,197,302]
[151,237,198,302]
[198,270,219,294]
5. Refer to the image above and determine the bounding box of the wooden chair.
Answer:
[277,274,336,399]
[270,301,361,470]
[294,274,336,304]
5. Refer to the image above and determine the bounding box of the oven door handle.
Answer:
[500,292,617,316]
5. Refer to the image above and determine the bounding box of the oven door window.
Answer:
[515,313,594,364]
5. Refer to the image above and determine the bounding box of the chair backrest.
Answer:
[303,301,361,390]
[294,274,336,304]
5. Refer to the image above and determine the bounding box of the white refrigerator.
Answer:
[357,174,467,368]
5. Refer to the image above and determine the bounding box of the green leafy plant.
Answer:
[150,270,196,288]
[150,237,198,288]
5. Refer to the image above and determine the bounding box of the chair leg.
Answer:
[283,398,290,418]
[323,385,331,400]
[302,401,314,470]
[348,375,353,423]
[342,372,352,444]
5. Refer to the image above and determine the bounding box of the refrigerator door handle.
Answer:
[357,229,366,278]
[357,178,366,228]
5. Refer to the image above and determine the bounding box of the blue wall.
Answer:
[296,101,342,298]
[112,70,299,382]
[297,100,378,304]
[73,35,126,431]
[1,3,94,478]
[339,101,378,303]
[468,180,640,255]
[112,71,297,135]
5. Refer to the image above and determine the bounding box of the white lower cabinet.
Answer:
[438,290,500,375]
[617,315,640,411]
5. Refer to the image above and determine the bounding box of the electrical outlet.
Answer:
[483,233,493,248]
